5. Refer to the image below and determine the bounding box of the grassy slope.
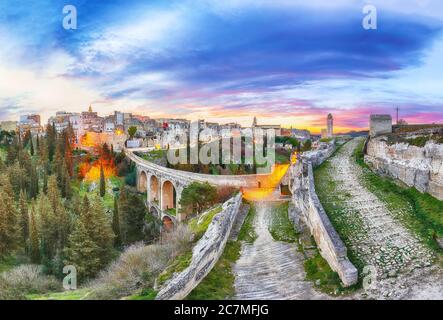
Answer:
[354,140,443,255]
[237,203,257,244]
[315,138,443,281]
[27,289,92,300]
[186,203,256,300]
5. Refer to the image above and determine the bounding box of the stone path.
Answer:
[324,138,442,299]
[233,202,329,300]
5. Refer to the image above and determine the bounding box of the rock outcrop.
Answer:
[365,136,443,200]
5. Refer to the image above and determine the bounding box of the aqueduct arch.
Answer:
[162,216,174,231]
[150,175,160,203]
[138,170,148,193]
[161,180,176,211]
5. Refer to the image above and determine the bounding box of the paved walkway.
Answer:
[233,202,329,300]
[324,138,441,299]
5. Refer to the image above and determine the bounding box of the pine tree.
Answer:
[29,204,40,263]
[37,176,71,264]
[99,164,106,197]
[19,190,29,246]
[64,219,101,282]
[0,175,20,257]
[119,187,146,245]
[112,196,121,248]
[85,195,114,264]
[64,195,114,282]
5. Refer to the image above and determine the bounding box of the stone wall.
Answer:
[365,136,443,200]
[370,114,392,137]
[289,143,358,287]
[156,193,243,300]
[303,140,336,167]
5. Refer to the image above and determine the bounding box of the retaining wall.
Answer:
[156,193,243,300]
[289,142,358,286]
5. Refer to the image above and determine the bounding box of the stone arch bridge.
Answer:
[125,149,282,224]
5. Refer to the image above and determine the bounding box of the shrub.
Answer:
[0,265,61,300]
[90,225,192,300]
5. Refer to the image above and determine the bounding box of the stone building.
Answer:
[327,113,334,138]
[369,114,392,137]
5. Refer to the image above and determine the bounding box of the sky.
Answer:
[0,0,442,133]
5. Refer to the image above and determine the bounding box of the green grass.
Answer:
[237,203,257,244]
[188,205,222,240]
[166,207,177,216]
[73,177,123,211]
[0,145,6,161]
[275,152,290,164]
[354,140,443,255]
[139,150,166,162]
[125,288,158,300]
[26,289,92,300]
[186,240,241,300]
[157,251,193,287]
[268,202,298,243]
[303,252,356,295]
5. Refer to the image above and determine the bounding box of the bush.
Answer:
[0,265,61,300]
[90,225,192,300]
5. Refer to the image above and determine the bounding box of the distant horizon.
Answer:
[3,106,443,135]
[1,1,442,134]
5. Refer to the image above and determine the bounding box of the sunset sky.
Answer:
[1,0,442,133]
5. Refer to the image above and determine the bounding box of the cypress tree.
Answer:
[29,162,39,199]
[99,164,106,197]
[29,136,34,156]
[19,189,29,246]
[63,163,72,200]
[29,204,40,263]
[112,196,121,248]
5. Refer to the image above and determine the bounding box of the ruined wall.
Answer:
[289,143,358,287]
[365,136,443,200]
[156,193,243,300]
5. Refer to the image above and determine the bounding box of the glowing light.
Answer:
[242,164,290,201]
